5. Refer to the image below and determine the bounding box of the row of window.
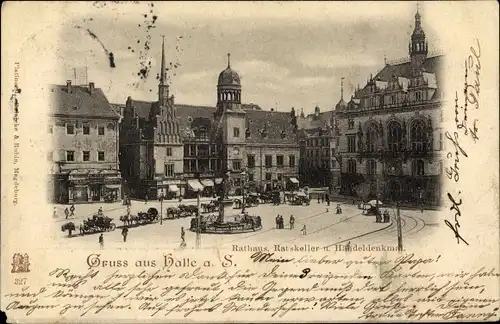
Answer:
[305,148,333,158]
[247,154,295,168]
[304,159,336,169]
[345,159,427,176]
[364,91,426,107]
[49,124,107,136]
[183,144,218,157]
[50,150,106,162]
[305,138,330,147]
[346,126,441,153]
[183,159,221,173]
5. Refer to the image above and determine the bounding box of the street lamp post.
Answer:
[240,170,247,213]
[159,194,164,225]
[396,200,403,251]
[391,166,403,251]
[195,187,201,249]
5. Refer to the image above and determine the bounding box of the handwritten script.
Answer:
[444,38,482,244]
[3,253,499,320]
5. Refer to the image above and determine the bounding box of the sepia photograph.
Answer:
[1,1,498,323]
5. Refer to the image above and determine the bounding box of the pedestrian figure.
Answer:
[181,227,185,244]
[122,227,128,242]
[53,207,58,218]
[289,215,295,230]
[275,215,279,229]
[98,207,103,216]
[64,207,69,219]
[69,204,75,217]
[383,210,390,223]
[317,196,320,204]
[301,225,307,235]
[279,215,284,229]
[321,194,324,204]
[145,194,149,204]
[99,234,104,250]
[326,194,330,206]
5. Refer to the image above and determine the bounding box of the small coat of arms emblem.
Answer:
[11,253,30,273]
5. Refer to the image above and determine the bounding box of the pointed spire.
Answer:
[227,53,231,68]
[340,77,345,101]
[160,35,167,85]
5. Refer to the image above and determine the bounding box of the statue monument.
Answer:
[218,171,234,223]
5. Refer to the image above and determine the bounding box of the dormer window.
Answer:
[281,130,286,138]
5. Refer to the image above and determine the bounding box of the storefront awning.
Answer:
[215,178,223,184]
[168,185,179,192]
[187,180,204,191]
[289,177,299,184]
[201,179,214,187]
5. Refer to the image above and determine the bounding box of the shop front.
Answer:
[48,171,70,203]
[200,179,215,197]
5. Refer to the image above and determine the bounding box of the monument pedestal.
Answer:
[218,199,234,223]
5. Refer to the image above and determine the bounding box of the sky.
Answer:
[26,1,441,115]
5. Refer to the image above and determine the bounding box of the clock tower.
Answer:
[213,53,246,179]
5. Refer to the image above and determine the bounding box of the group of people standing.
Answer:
[376,210,391,223]
[317,193,331,206]
[54,204,76,219]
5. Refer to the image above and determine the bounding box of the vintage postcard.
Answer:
[1,1,499,323]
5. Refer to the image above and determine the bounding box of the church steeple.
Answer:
[340,77,344,101]
[409,4,427,72]
[159,35,169,106]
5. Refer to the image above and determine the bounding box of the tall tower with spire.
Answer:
[159,35,169,107]
[409,5,428,73]
[335,77,347,111]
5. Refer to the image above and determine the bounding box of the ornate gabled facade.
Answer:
[335,9,444,206]
[120,47,300,199]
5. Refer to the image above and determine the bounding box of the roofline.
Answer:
[49,113,120,120]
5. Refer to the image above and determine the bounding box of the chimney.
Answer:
[89,82,95,94]
[66,80,72,93]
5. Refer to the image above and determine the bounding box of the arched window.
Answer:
[411,119,427,152]
[366,124,378,152]
[347,159,357,174]
[387,121,402,152]
[412,159,425,176]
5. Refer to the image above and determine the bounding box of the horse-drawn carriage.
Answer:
[79,215,116,234]
[246,193,260,207]
[260,191,280,205]
[234,196,258,209]
[290,192,310,205]
[166,204,198,219]
[120,208,159,226]
[201,200,218,213]
[61,222,76,237]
